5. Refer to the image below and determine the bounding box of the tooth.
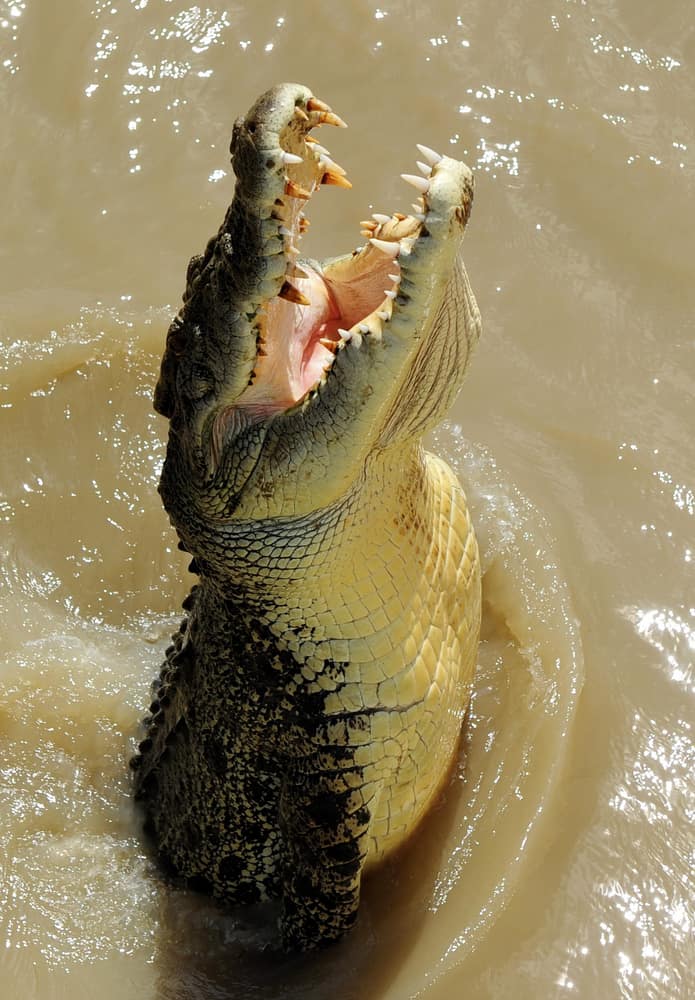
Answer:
[287,243,301,255]
[361,229,375,238]
[401,173,430,194]
[377,310,390,321]
[360,220,378,231]
[388,273,400,282]
[369,237,400,258]
[319,337,338,353]
[288,263,310,279]
[285,179,312,200]
[306,97,348,128]
[278,280,310,306]
[307,97,333,113]
[416,160,432,176]
[319,155,346,176]
[393,212,407,221]
[299,216,310,233]
[337,327,352,340]
[349,331,363,348]
[312,143,331,157]
[416,143,443,165]
[305,136,318,145]
[294,106,309,122]
[411,202,424,213]
[321,170,352,188]
[384,290,397,300]
[278,225,293,237]
[358,323,370,334]
[413,212,426,222]
[281,151,304,165]
[372,213,391,225]
[318,111,348,128]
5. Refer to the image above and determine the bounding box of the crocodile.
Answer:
[132,83,482,951]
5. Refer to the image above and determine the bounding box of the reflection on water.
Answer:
[624,605,695,693]
[2,0,694,997]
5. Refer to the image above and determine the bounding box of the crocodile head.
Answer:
[155,83,481,525]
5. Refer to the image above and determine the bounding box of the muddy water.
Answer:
[1,2,693,998]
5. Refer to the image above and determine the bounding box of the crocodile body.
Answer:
[132,83,482,950]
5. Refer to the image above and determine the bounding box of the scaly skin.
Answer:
[132,83,482,950]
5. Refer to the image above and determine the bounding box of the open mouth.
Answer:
[231,94,451,420]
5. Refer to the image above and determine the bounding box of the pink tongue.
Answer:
[288,269,340,398]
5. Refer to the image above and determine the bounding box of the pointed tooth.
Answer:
[369,237,400,258]
[278,225,293,238]
[305,136,319,145]
[294,106,309,122]
[416,160,432,176]
[306,96,333,113]
[360,220,378,231]
[319,337,338,353]
[321,170,352,188]
[411,202,424,213]
[285,179,312,200]
[278,280,310,306]
[311,142,331,156]
[281,151,304,165]
[388,273,400,282]
[384,289,397,300]
[372,213,391,225]
[377,310,390,321]
[349,331,363,348]
[393,212,407,221]
[318,111,348,128]
[358,323,370,334]
[306,97,348,127]
[401,173,430,194]
[413,212,426,222]
[288,263,311,279]
[319,155,346,175]
[337,327,352,340]
[416,143,443,166]
[299,216,310,233]
[361,229,375,238]
[287,243,301,256]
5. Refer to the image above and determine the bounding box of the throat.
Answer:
[234,266,340,416]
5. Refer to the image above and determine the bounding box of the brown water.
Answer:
[1,2,693,998]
